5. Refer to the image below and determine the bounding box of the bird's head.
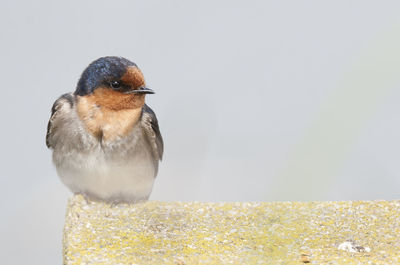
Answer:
[74,56,154,110]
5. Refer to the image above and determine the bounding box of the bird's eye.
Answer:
[110,81,121,89]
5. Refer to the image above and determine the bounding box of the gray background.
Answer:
[1,0,400,264]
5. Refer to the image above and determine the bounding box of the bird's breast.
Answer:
[53,117,157,202]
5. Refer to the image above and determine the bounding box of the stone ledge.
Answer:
[63,195,400,264]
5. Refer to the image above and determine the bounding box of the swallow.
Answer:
[46,56,163,203]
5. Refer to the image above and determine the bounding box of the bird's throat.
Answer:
[76,95,143,142]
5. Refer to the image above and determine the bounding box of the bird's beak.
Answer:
[124,87,155,95]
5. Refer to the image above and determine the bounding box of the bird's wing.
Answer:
[46,93,75,148]
[141,104,164,162]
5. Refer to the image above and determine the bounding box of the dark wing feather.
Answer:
[141,104,164,161]
[46,93,75,148]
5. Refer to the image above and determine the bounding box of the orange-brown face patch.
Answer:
[121,66,146,89]
[76,95,143,142]
[90,87,145,111]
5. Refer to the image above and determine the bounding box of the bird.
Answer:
[46,56,163,203]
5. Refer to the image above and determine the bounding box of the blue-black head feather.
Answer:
[74,56,136,96]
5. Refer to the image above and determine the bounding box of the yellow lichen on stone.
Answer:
[63,195,400,264]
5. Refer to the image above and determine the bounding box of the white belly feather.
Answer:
[53,119,157,203]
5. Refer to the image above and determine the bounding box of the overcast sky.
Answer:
[1,1,400,264]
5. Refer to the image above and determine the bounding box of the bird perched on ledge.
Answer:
[46,56,163,203]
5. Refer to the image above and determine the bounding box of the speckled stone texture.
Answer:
[63,195,400,264]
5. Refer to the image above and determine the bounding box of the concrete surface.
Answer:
[63,195,400,264]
